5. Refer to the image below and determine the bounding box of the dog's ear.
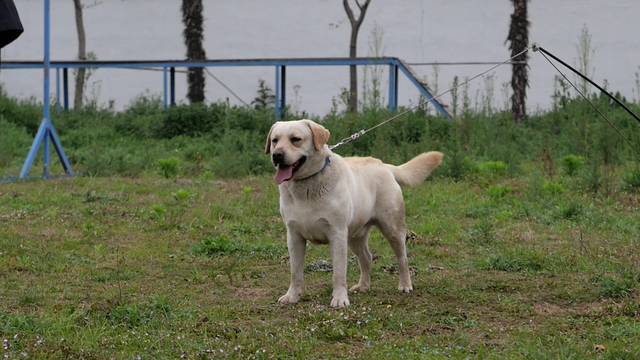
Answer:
[265,124,275,154]
[303,120,330,151]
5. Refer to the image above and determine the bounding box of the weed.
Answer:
[157,157,180,179]
[486,184,512,200]
[173,189,192,202]
[15,255,33,270]
[481,247,545,273]
[542,181,565,196]
[18,289,41,306]
[440,151,471,180]
[555,202,583,220]
[467,219,497,246]
[622,167,640,190]
[252,79,276,111]
[592,273,638,299]
[107,302,153,328]
[476,161,508,177]
[192,235,239,257]
[465,205,493,219]
[561,154,584,177]
[150,204,166,222]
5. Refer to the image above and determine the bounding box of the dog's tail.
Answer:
[388,151,443,187]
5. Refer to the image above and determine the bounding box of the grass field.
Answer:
[1,168,639,359]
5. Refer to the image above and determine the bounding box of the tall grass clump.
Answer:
[561,154,584,177]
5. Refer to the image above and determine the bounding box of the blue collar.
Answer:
[299,157,331,181]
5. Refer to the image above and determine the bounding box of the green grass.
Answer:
[1,171,639,359]
[1,74,640,358]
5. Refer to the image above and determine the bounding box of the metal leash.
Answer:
[532,43,640,156]
[328,48,531,150]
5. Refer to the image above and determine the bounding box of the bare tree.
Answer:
[506,0,530,123]
[72,0,86,110]
[343,0,372,113]
[182,0,206,103]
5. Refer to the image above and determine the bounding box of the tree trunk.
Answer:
[506,0,529,123]
[72,0,86,111]
[181,0,206,103]
[343,0,371,113]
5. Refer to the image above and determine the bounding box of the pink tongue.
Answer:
[274,165,293,185]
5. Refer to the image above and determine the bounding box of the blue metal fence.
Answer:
[1,57,452,119]
[2,56,452,181]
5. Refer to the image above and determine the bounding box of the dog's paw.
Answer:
[278,293,300,304]
[330,296,350,308]
[398,284,413,293]
[349,283,369,293]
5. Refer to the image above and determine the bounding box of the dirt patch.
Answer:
[533,302,564,315]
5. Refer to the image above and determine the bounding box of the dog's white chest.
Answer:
[286,218,332,244]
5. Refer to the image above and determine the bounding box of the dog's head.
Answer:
[265,119,331,184]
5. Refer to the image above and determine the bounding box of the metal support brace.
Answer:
[20,118,74,179]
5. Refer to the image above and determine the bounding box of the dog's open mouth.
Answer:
[274,157,306,185]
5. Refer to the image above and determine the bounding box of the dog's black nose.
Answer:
[272,150,285,164]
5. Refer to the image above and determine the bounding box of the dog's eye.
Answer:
[272,138,279,144]
[290,137,302,143]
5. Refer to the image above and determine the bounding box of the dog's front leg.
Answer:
[278,230,306,304]
[329,231,350,308]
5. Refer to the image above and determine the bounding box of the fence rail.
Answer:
[1,57,452,119]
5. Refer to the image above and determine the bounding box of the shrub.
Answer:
[542,181,565,196]
[560,154,584,177]
[157,157,180,179]
[476,161,508,177]
[157,103,220,139]
[486,185,512,200]
[555,202,583,220]
[439,151,471,180]
[0,89,42,136]
[622,167,640,190]
[2,87,640,181]
[0,120,32,169]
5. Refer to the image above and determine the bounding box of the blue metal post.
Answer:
[163,66,168,110]
[280,65,286,119]
[63,68,69,110]
[20,0,74,179]
[43,0,50,123]
[170,67,175,106]
[274,65,280,122]
[388,64,398,112]
[56,68,61,114]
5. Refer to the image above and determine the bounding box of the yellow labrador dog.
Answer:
[265,119,442,308]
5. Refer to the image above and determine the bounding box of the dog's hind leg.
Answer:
[377,215,413,293]
[348,225,374,292]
